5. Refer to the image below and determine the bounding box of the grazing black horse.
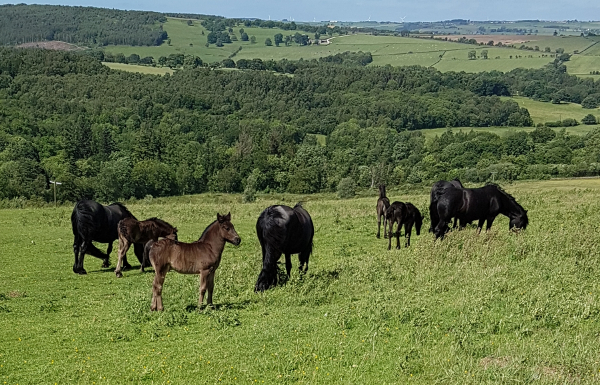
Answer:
[376,184,391,238]
[429,178,465,233]
[255,203,314,292]
[385,201,423,250]
[71,200,144,274]
[430,183,529,239]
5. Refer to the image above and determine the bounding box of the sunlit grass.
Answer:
[2,179,600,383]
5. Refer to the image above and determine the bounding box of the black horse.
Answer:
[71,200,144,274]
[386,201,423,250]
[429,178,465,233]
[255,203,314,292]
[430,183,529,239]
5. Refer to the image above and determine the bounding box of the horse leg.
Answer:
[485,217,496,231]
[395,222,401,249]
[85,243,109,271]
[73,235,81,274]
[383,215,388,239]
[76,241,89,274]
[255,247,282,292]
[405,223,413,247]
[103,242,113,268]
[387,220,394,250]
[299,250,310,275]
[477,219,486,234]
[434,219,448,240]
[199,269,210,309]
[151,266,168,311]
[206,272,216,308]
[115,239,130,278]
[285,254,292,277]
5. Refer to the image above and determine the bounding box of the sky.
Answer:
[3,0,600,23]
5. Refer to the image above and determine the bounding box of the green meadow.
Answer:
[418,96,600,139]
[102,62,174,75]
[2,179,600,384]
[103,18,558,72]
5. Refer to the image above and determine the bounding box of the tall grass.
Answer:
[1,180,600,383]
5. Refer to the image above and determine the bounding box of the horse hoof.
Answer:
[115,271,123,278]
[102,262,110,268]
[376,234,380,239]
[78,269,87,275]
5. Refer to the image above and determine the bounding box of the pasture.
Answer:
[103,17,560,73]
[2,179,600,383]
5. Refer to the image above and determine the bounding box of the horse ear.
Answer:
[217,213,224,223]
[225,212,231,221]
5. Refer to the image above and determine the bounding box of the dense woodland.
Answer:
[0,47,600,203]
[0,4,168,46]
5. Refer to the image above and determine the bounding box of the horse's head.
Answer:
[378,184,387,199]
[217,212,241,246]
[415,214,424,236]
[510,210,529,231]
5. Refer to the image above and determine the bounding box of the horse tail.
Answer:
[257,206,289,249]
[73,200,97,239]
[117,218,130,242]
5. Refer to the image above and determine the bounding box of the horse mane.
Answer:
[145,217,176,231]
[485,183,526,212]
[109,202,135,218]
[198,220,217,241]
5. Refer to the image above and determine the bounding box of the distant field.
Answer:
[418,97,600,139]
[102,62,174,75]
[506,96,600,124]
[565,55,600,76]
[101,18,600,77]
[517,35,598,54]
[419,125,598,140]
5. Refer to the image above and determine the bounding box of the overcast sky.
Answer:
[4,1,600,22]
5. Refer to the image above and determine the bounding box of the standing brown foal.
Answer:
[115,217,178,277]
[148,213,241,311]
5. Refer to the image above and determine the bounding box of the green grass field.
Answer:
[504,96,600,124]
[2,180,600,384]
[101,17,600,77]
[102,62,174,75]
[418,125,599,140]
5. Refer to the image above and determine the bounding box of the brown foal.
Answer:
[148,213,241,311]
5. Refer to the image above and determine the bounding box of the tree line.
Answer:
[0,47,599,204]
[0,4,168,46]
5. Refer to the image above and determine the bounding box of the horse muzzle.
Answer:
[232,237,241,246]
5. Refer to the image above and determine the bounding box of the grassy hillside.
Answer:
[102,62,174,75]
[2,180,600,383]
[104,18,557,72]
[101,17,600,77]
[418,125,598,140]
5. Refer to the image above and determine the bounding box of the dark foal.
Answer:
[115,217,178,278]
[386,201,423,250]
[376,184,391,238]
